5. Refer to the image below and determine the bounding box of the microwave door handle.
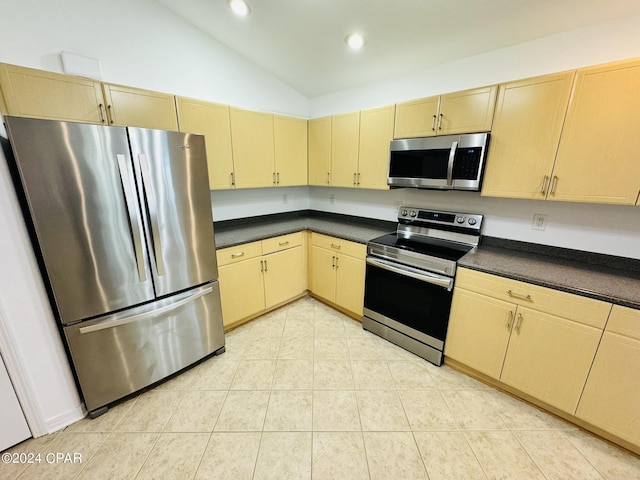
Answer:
[447,141,458,186]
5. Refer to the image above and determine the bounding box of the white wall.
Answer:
[309,187,640,260]
[211,186,311,222]
[0,0,309,117]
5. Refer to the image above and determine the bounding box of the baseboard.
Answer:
[43,403,86,434]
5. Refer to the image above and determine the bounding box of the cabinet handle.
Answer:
[98,103,106,123]
[507,290,532,301]
[506,310,514,330]
[437,112,443,130]
[277,172,280,184]
[550,175,558,195]
[230,172,235,186]
[335,256,339,269]
[260,260,264,272]
[331,256,335,268]
[326,172,330,184]
[231,252,245,259]
[279,241,290,247]
[431,114,437,131]
[273,172,277,185]
[107,104,114,124]
[515,313,524,333]
[357,172,361,185]
[330,243,341,250]
[264,260,268,272]
[540,175,549,195]
[353,173,357,185]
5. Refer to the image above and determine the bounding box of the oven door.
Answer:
[363,257,454,361]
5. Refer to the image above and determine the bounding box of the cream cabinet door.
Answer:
[101,83,178,130]
[444,288,515,380]
[0,63,105,123]
[274,115,308,186]
[438,86,497,135]
[230,108,275,189]
[500,306,602,414]
[218,258,265,326]
[176,97,234,190]
[331,112,360,187]
[335,254,365,316]
[358,105,394,190]
[308,116,332,186]
[263,246,304,309]
[310,246,337,304]
[551,59,640,205]
[394,96,439,139]
[481,72,575,199]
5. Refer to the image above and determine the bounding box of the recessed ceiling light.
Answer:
[228,0,251,16]
[345,33,366,50]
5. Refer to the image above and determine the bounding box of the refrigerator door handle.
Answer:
[116,154,147,282]
[79,286,213,334]
[138,153,165,276]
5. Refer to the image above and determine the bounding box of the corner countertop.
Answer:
[459,237,640,310]
[214,210,395,249]
[214,211,640,310]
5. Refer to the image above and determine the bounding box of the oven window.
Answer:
[364,262,453,342]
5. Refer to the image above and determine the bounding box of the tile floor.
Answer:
[3,296,640,480]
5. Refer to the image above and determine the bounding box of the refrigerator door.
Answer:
[63,282,225,413]
[128,128,218,298]
[5,117,155,324]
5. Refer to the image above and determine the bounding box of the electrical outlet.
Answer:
[532,213,548,231]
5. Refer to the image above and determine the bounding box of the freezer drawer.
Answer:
[64,282,224,414]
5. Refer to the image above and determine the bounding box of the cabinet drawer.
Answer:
[456,268,611,329]
[216,241,262,266]
[311,232,366,259]
[262,232,303,255]
[606,305,640,340]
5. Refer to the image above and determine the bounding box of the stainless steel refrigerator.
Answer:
[3,116,225,417]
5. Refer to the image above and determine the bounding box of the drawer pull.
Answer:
[231,252,245,259]
[507,290,532,301]
[506,310,514,329]
[515,313,524,333]
[278,241,290,247]
[330,243,341,250]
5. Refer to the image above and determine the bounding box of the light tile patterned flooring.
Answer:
[3,296,640,480]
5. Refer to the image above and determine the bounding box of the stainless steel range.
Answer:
[363,207,483,365]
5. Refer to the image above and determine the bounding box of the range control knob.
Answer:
[410,210,417,217]
[468,218,477,226]
[456,216,465,224]
[401,209,408,216]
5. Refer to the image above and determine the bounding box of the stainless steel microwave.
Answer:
[388,133,489,191]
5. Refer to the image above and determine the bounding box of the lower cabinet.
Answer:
[576,305,640,448]
[309,233,366,316]
[445,268,610,415]
[217,232,305,328]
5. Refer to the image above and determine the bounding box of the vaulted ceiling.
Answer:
[155,0,640,98]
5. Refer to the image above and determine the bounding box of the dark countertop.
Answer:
[460,237,640,310]
[214,210,395,249]
[214,211,640,310]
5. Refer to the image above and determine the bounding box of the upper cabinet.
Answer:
[481,72,575,199]
[0,63,178,129]
[176,97,234,190]
[0,63,105,123]
[550,59,640,205]
[274,114,308,187]
[357,105,394,190]
[101,83,178,130]
[230,108,275,189]
[308,116,332,186]
[330,111,361,187]
[394,86,497,139]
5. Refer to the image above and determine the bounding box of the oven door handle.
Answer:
[366,257,454,291]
